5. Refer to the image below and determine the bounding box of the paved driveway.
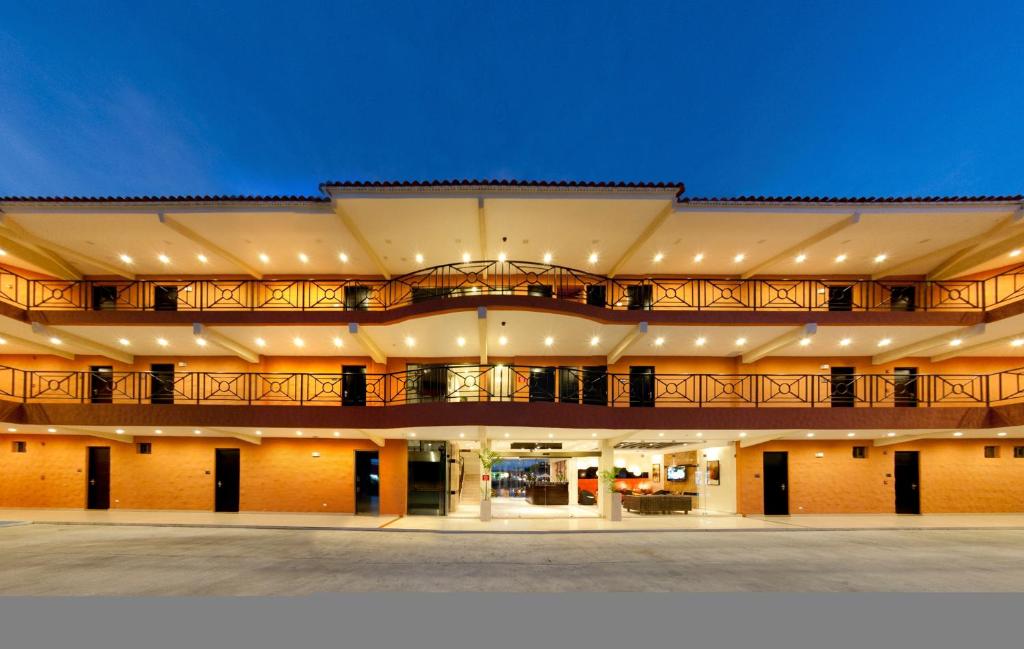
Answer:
[2,524,1024,594]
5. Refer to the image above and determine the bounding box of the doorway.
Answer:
[342,365,367,406]
[150,363,175,404]
[830,366,856,407]
[355,451,380,515]
[894,451,920,514]
[893,367,918,407]
[90,366,114,404]
[214,448,240,512]
[86,446,111,509]
[629,366,655,407]
[762,451,788,515]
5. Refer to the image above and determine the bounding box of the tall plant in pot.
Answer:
[598,469,623,521]
[478,448,501,521]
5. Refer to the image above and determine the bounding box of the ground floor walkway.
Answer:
[4,508,1024,533]
[3,524,1024,593]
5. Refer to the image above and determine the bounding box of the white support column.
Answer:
[479,430,491,521]
[599,439,615,519]
[567,458,579,506]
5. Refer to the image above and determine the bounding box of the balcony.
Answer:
[3,260,1024,316]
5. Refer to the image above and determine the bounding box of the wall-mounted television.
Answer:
[666,465,687,482]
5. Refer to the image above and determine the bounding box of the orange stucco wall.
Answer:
[0,434,407,515]
[736,439,1024,514]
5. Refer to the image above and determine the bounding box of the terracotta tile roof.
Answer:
[0,194,328,203]
[679,194,1023,204]
[321,179,686,194]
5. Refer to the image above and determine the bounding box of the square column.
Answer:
[599,439,615,519]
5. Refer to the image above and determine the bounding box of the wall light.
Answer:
[1012,249,1022,258]
[1012,339,1024,348]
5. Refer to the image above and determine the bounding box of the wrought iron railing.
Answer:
[0,363,1017,408]
[3,259,1024,313]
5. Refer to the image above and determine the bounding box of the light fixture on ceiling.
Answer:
[733,253,746,263]
[887,432,896,437]
[592,432,597,437]
[874,253,887,263]
[118,338,131,347]
[295,431,303,436]
[255,430,263,436]
[0,248,6,256]
[543,252,553,264]
[333,431,340,437]
[405,336,416,348]
[588,252,598,264]
[6,427,16,432]
[877,338,892,347]
[953,431,964,437]
[998,431,1008,436]
[695,337,706,347]
[408,431,417,437]
[835,253,847,263]
[696,432,703,438]
[590,336,600,347]
[693,252,704,263]
[49,336,62,345]
[497,252,507,263]
[119,254,133,264]
[795,253,807,263]
[154,429,163,434]
[0,337,6,345]
[949,338,962,347]
[806,432,815,437]
[115,429,125,434]
[259,253,270,263]
[1012,339,1024,348]
[1012,249,1022,258]
[47,427,57,433]
[456,336,467,347]
[658,432,664,437]
[653,252,664,263]
[459,432,465,438]
[254,337,266,348]
[839,338,852,347]
[194,429,201,435]
[332,337,344,348]
[158,253,170,264]
[504,433,510,438]
[462,252,471,263]
[738,432,748,438]
[197,253,209,263]
[735,337,747,346]
[292,336,305,348]
[847,432,856,437]
[798,337,812,346]
[543,336,554,347]
[654,336,665,347]
[414,253,424,264]
[548,433,554,439]
[339,252,349,263]
[298,252,309,264]
[498,335,508,346]
[195,337,207,347]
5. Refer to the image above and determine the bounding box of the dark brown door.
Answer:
[150,363,175,404]
[830,367,856,408]
[215,449,240,512]
[893,367,918,407]
[90,366,114,404]
[763,451,789,515]
[895,451,920,514]
[355,451,380,514]
[86,447,111,509]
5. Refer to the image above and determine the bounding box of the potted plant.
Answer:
[478,448,501,521]
[598,469,623,521]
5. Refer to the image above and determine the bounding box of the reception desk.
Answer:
[526,482,570,506]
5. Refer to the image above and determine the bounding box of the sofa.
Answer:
[621,494,693,515]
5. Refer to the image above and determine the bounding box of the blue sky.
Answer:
[1,1,1022,198]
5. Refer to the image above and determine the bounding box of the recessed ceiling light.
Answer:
[194,429,201,435]
[298,252,309,263]
[887,432,896,437]
[835,253,847,263]
[195,337,207,347]
[504,433,510,438]
[658,432,664,437]
[292,337,305,348]
[49,337,62,345]
[255,431,262,436]
[0,248,6,256]
[798,337,812,346]
[456,336,467,347]
[197,253,208,263]
[998,431,1008,436]
[6,427,15,432]
[874,253,887,263]
[0,337,6,345]
[408,432,417,437]
[588,252,598,264]
[498,335,508,346]
[405,336,416,348]
[415,253,424,264]
[1011,249,1022,258]
[953,431,963,437]
[544,336,554,347]
[462,252,471,263]
[654,337,665,347]
[877,338,892,347]
[497,252,507,263]
[696,432,703,438]
[693,252,704,263]
[338,252,349,263]
[118,338,131,347]
[733,253,746,263]
[839,338,852,347]
[739,432,747,438]
[459,432,465,438]
[258,253,270,263]
[332,337,344,348]
[735,337,747,346]
[653,252,664,263]
[1012,339,1024,348]
[806,432,815,437]
[694,337,706,347]
[115,429,125,434]
[157,254,170,264]
[154,429,162,434]
[333,431,340,437]
[254,337,266,348]
[590,336,600,347]
[543,252,553,264]
[548,433,554,439]
[847,432,856,437]
[47,427,57,433]
[295,431,303,436]
[949,338,962,347]
[795,253,807,263]
[119,254,133,264]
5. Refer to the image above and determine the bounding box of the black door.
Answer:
[830,366,856,407]
[894,451,920,514]
[90,366,114,404]
[91,285,118,310]
[763,451,789,515]
[585,285,607,307]
[627,284,653,310]
[342,365,367,406]
[344,285,371,310]
[214,448,240,512]
[86,446,111,510]
[558,367,580,403]
[411,287,448,303]
[890,286,916,312]
[893,367,918,407]
[154,285,178,311]
[629,366,655,407]
[150,363,175,404]
[355,451,380,514]
[529,367,555,402]
[527,284,553,298]
[828,285,853,311]
[582,366,608,405]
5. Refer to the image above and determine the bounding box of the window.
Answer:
[1015,446,1024,459]
[11,441,26,453]
[852,446,867,459]
[137,442,152,455]
[985,446,1001,459]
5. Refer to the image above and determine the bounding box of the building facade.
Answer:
[1,180,1024,519]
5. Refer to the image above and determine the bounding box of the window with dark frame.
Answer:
[11,441,26,453]
[137,442,152,455]
[1015,446,1024,459]
[852,446,867,459]
[984,445,1000,459]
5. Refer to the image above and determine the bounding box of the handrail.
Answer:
[1,363,1022,408]
[3,258,1024,313]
